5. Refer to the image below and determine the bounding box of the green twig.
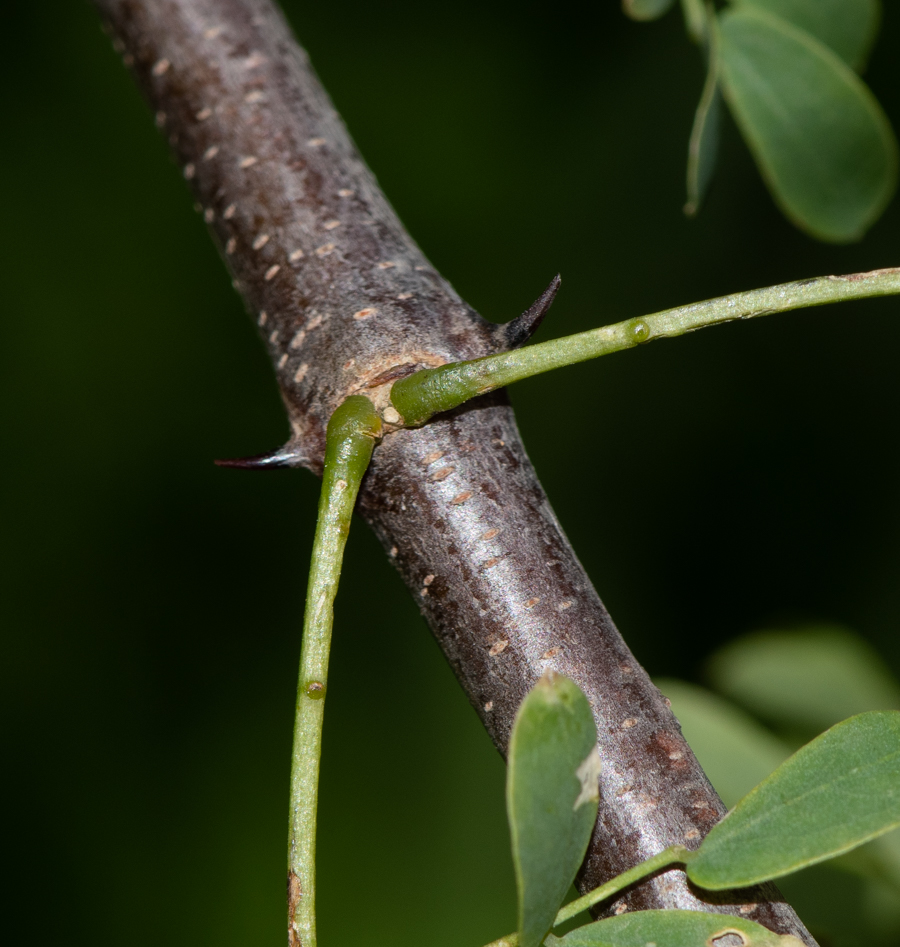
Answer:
[554,845,691,925]
[288,396,382,947]
[391,267,900,427]
[481,846,691,947]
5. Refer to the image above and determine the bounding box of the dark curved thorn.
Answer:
[214,443,306,470]
[498,274,561,350]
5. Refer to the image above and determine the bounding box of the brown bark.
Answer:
[92,0,816,942]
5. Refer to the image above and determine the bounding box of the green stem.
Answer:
[288,396,382,947]
[391,266,900,426]
[553,845,691,926]
[480,846,691,947]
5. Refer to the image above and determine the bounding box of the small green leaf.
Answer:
[688,711,900,889]
[657,679,790,807]
[718,6,898,242]
[508,672,600,947]
[707,626,900,735]
[729,0,881,70]
[553,909,803,946]
[685,13,723,216]
[623,0,676,21]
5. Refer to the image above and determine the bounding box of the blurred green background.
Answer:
[3,2,899,945]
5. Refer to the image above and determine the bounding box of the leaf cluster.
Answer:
[496,662,900,947]
[626,0,897,241]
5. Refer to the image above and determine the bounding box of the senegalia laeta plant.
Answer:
[260,13,900,943]
[289,263,900,947]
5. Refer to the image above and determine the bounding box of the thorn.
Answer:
[214,443,306,469]
[499,274,561,349]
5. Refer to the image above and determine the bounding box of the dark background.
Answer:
[3,2,899,945]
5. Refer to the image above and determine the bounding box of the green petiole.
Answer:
[390,267,900,427]
[481,846,693,947]
[552,845,692,926]
[287,396,382,947]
